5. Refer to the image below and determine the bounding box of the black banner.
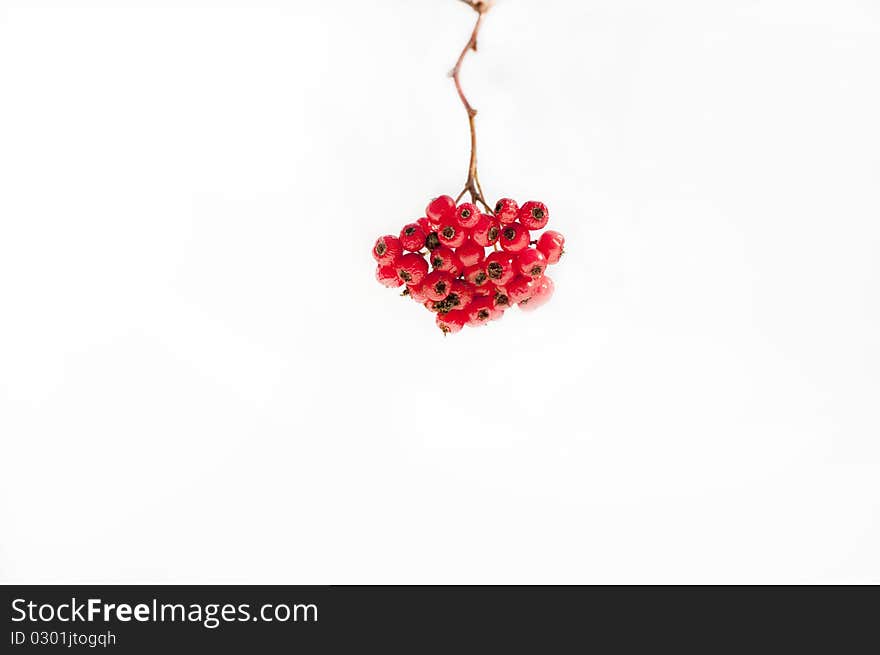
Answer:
[1,586,877,651]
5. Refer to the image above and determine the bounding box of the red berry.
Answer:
[399,222,426,251]
[451,279,475,309]
[436,309,467,334]
[484,251,515,286]
[456,240,485,267]
[494,198,519,224]
[518,201,549,230]
[424,212,442,233]
[467,296,502,326]
[463,263,490,288]
[455,202,480,229]
[519,275,554,311]
[429,246,459,272]
[437,221,466,248]
[537,230,565,264]
[417,217,431,233]
[426,195,456,223]
[472,213,501,247]
[499,223,530,252]
[406,281,429,303]
[422,270,454,302]
[376,264,403,288]
[504,274,534,304]
[395,253,428,286]
[515,247,547,278]
[372,235,402,265]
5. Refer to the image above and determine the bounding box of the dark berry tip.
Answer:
[405,227,416,235]
[477,309,490,320]
[502,228,516,240]
[434,294,459,314]
[532,208,545,219]
[375,242,386,256]
[530,266,543,276]
[442,226,455,238]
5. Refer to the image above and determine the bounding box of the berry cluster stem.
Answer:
[452,0,493,213]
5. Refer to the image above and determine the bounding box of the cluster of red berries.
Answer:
[373,195,564,334]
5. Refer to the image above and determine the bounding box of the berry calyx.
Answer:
[399,222,427,252]
[484,251,515,286]
[372,235,402,265]
[395,253,428,286]
[455,202,480,229]
[426,195,456,223]
[432,293,461,314]
[537,230,565,264]
[424,232,441,251]
[515,247,547,279]
[499,223,530,253]
[492,290,510,310]
[472,213,501,247]
[456,240,485,267]
[423,270,454,302]
[518,201,549,230]
[494,198,519,224]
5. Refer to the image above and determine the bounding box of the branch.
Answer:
[450,0,493,209]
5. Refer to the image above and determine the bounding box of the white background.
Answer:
[1,0,878,584]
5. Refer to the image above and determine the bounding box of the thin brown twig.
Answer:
[450,0,494,212]
[473,169,491,211]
